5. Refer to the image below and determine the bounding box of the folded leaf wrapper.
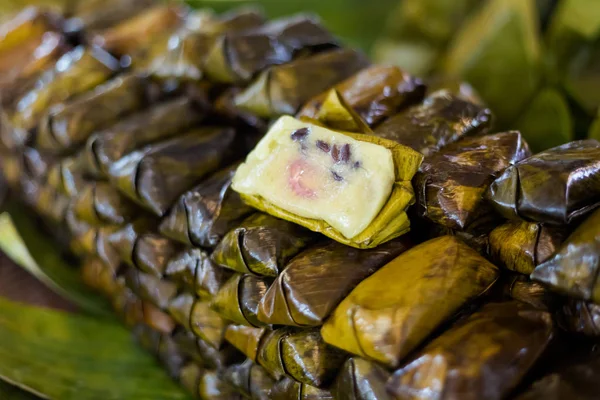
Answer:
[125,267,178,310]
[532,208,600,303]
[487,140,600,225]
[373,90,492,156]
[232,116,423,249]
[72,181,140,226]
[257,327,347,387]
[172,329,242,370]
[36,74,154,153]
[133,233,182,277]
[160,165,255,249]
[298,65,426,129]
[198,369,243,400]
[204,15,337,84]
[211,273,271,327]
[211,213,317,277]
[321,236,500,367]
[84,97,205,178]
[414,131,532,231]
[388,301,554,400]
[258,237,412,327]
[558,299,600,337]
[224,325,270,362]
[270,377,333,400]
[4,46,120,149]
[222,359,276,400]
[234,48,371,118]
[108,126,242,216]
[489,221,569,275]
[69,0,155,32]
[165,248,231,299]
[332,357,392,400]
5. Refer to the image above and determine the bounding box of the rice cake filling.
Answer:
[232,116,395,239]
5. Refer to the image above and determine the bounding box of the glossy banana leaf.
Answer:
[321,236,500,368]
[373,90,492,156]
[91,5,185,57]
[298,65,426,129]
[159,165,255,249]
[388,301,554,400]
[83,97,204,178]
[487,140,600,225]
[256,327,347,387]
[514,88,573,153]
[237,119,423,249]
[224,325,270,362]
[198,369,243,400]
[414,131,531,231]
[172,329,243,370]
[531,208,600,303]
[489,221,569,275]
[0,296,194,400]
[516,349,600,399]
[258,237,412,327]
[443,0,542,125]
[557,299,600,336]
[134,8,266,81]
[20,146,55,182]
[71,181,140,226]
[21,181,69,224]
[69,0,156,32]
[211,213,317,277]
[157,334,188,379]
[332,357,392,400]
[0,6,61,54]
[142,302,177,335]
[5,46,120,149]
[222,359,276,400]
[168,293,229,349]
[36,74,155,154]
[501,275,562,311]
[166,248,232,299]
[109,127,243,216]
[204,14,337,84]
[545,0,600,116]
[211,273,271,327]
[234,48,370,118]
[133,233,182,277]
[426,77,484,105]
[0,206,112,315]
[414,220,491,255]
[179,363,202,398]
[105,219,155,268]
[125,267,178,310]
[270,377,333,400]
[212,87,268,133]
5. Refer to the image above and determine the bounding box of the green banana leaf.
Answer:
[0,296,193,400]
[0,381,40,400]
[0,204,112,316]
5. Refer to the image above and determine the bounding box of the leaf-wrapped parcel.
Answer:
[321,236,500,367]
[204,14,337,84]
[387,301,554,400]
[172,329,242,370]
[557,299,600,337]
[165,248,231,299]
[211,273,271,327]
[224,325,270,362]
[332,357,392,400]
[234,48,370,118]
[232,116,423,249]
[257,328,346,387]
[211,213,317,277]
[258,237,412,327]
[373,90,492,156]
[487,140,600,225]
[270,377,333,400]
[298,65,426,129]
[108,127,243,216]
[414,131,531,232]
[5,46,120,149]
[160,165,255,249]
[489,221,568,274]
[222,359,275,400]
[532,208,600,303]
[71,181,140,226]
[133,233,182,277]
[36,74,156,153]
[84,96,204,178]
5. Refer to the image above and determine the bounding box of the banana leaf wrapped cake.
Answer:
[332,357,392,400]
[231,115,423,248]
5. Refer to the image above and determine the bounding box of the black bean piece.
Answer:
[332,145,340,162]
[291,128,310,141]
[316,140,331,153]
[340,144,351,162]
[332,171,343,181]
